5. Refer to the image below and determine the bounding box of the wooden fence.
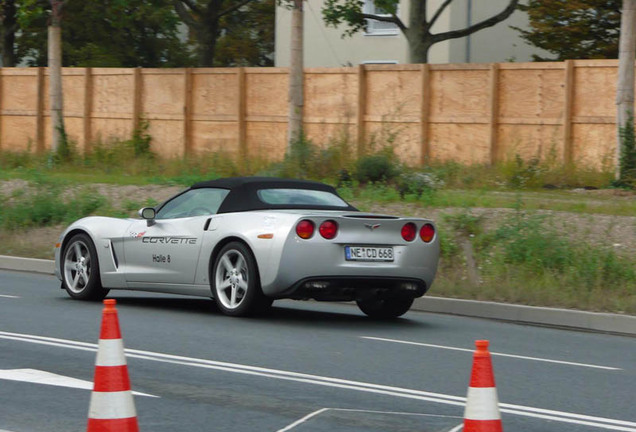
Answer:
[0,60,621,167]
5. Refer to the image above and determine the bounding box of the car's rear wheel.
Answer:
[62,233,109,301]
[356,296,414,319]
[212,242,272,317]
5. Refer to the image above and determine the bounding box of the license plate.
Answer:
[345,246,394,262]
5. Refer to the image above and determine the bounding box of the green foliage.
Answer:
[396,171,444,198]
[616,117,636,188]
[215,0,275,67]
[479,211,636,291]
[130,119,153,158]
[443,210,483,237]
[0,181,107,229]
[354,147,400,183]
[175,0,274,67]
[502,155,544,189]
[356,182,401,202]
[83,122,155,173]
[14,0,194,67]
[515,0,621,61]
[434,205,636,312]
[322,0,370,37]
[52,123,76,165]
[437,227,460,259]
[267,132,356,181]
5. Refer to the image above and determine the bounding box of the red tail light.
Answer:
[420,223,435,243]
[401,222,417,241]
[319,220,338,239]
[296,220,315,239]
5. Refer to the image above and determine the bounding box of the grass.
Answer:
[0,141,634,314]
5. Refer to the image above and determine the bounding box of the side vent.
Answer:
[109,241,119,269]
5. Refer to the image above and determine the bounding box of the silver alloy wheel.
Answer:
[215,249,249,310]
[63,240,92,293]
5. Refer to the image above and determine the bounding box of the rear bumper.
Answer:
[274,276,428,301]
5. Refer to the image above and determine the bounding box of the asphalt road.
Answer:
[1,270,635,432]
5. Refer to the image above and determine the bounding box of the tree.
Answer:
[215,0,275,66]
[616,0,636,184]
[0,0,18,66]
[515,0,621,61]
[173,0,275,67]
[48,0,65,153]
[14,0,193,67]
[322,0,519,63]
[62,0,194,67]
[287,0,303,149]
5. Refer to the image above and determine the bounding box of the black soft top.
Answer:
[190,177,358,213]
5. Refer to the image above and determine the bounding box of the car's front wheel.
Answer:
[356,296,414,319]
[212,242,272,317]
[62,233,109,301]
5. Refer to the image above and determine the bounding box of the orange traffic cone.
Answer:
[463,340,502,432]
[87,299,139,432]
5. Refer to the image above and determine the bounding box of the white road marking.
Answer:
[1,331,635,431]
[277,408,329,432]
[276,408,462,432]
[0,368,156,397]
[361,336,621,371]
[0,294,19,298]
[448,424,463,432]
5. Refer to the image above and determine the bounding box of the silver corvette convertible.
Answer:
[55,177,439,318]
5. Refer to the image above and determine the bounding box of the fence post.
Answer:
[84,67,93,153]
[237,67,247,160]
[420,63,431,165]
[132,67,142,133]
[357,64,366,157]
[184,68,193,156]
[563,60,575,165]
[488,63,500,165]
[36,67,45,153]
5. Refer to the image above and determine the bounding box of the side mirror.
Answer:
[139,207,156,226]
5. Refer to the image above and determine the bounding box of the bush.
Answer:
[479,211,636,291]
[354,150,400,183]
[0,182,108,230]
[396,171,444,198]
[616,118,636,188]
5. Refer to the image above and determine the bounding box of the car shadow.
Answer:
[100,295,434,330]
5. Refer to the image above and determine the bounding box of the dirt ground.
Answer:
[0,180,634,260]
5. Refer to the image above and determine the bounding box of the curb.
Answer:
[412,297,636,337]
[0,255,55,275]
[1,255,634,336]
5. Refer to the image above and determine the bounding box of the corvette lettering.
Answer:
[142,237,197,245]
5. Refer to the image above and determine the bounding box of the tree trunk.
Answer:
[407,34,432,64]
[406,0,429,63]
[48,23,64,153]
[616,0,636,179]
[198,20,219,67]
[1,0,17,67]
[287,0,303,151]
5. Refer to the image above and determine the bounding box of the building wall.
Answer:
[275,0,409,67]
[275,0,543,67]
[447,0,543,63]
